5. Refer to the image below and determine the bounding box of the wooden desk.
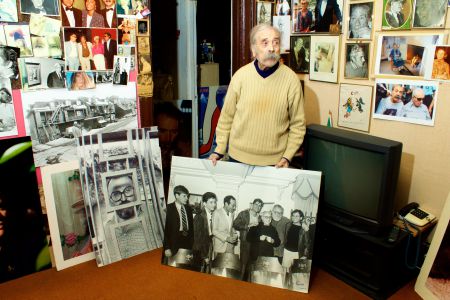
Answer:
[0,248,422,299]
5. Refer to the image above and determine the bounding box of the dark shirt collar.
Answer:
[254,59,279,78]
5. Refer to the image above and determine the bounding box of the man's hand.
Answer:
[226,236,237,243]
[164,249,172,257]
[266,236,274,244]
[208,153,221,166]
[260,235,266,241]
[275,157,289,168]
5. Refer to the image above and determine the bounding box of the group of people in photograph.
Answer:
[163,185,314,288]
[291,0,343,33]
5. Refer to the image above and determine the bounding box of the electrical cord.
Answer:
[398,213,422,270]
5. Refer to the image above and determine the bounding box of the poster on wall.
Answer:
[21,83,138,167]
[338,84,373,132]
[77,128,165,267]
[162,156,321,294]
[309,35,339,83]
[373,78,438,126]
[41,161,96,271]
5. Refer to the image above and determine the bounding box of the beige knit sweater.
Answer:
[214,62,306,166]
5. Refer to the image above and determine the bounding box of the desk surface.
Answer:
[0,248,420,299]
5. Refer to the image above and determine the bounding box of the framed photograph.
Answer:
[0,0,18,22]
[338,84,373,132]
[309,35,339,83]
[348,1,373,40]
[41,161,95,271]
[275,0,291,16]
[382,0,412,30]
[66,71,96,91]
[162,156,321,293]
[118,18,136,45]
[292,0,344,33]
[374,33,445,78]
[415,192,450,300]
[291,0,313,33]
[25,62,41,87]
[273,16,290,52]
[412,0,447,29]
[4,24,34,57]
[137,19,150,36]
[256,1,273,25]
[344,42,369,79]
[112,55,131,85]
[290,35,310,73]
[427,46,450,81]
[373,78,438,126]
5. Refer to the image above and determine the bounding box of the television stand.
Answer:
[313,219,423,299]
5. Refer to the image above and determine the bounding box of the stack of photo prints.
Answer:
[0,0,156,283]
[261,0,448,132]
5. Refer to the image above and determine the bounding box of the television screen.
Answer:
[303,125,402,234]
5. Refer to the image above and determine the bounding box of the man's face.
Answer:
[262,213,272,226]
[156,114,179,149]
[104,34,110,42]
[252,28,281,69]
[291,212,302,224]
[351,49,366,68]
[175,192,188,205]
[0,203,7,238]
[108,176,135,219]
[300,0,308,9]
[55,64,62,74]
[252,201,263,213]
[391,1,402,14]
[412,89,425,107]
[103,0,115,8]
[272,207,283,221]
[204,197,217,213]
[62,0,74,7]
[436,49,446,60]
[350,7,368,32]
[32,0,44,7]
[225,199,237,214]
[70,34,77,42]
[86,0,96,11]
[391,86,404,103]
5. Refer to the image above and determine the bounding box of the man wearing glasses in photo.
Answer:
[399,88,432,120]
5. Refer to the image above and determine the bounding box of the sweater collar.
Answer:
[254,60,280,78]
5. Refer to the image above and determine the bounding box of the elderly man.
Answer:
[271,204,290,263]
[349,4,371,39]
[193,192,217,272]
[247,210,280,262]
[344,44,368,78]
[376,84,405,116]
[47,63,65,88]
[212,195,238,255]
[399,88,432,120]
[385,0,405,28]
[209,24,305,168]
[233,198,264,280]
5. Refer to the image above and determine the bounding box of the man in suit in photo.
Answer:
[46,62,66,88]
[100,0,117,28]
[163,185,194,260]
[20,0,59,15]
[314,0,342,32]
[385,0,405,28]
[82,0,105,27]
[193,192,217,272]
[103,32,117,69]
[233,198,264,280]
[212,195,238,255]
[61,0,82,27]
[64,33,80,71]
[292,37,308,73]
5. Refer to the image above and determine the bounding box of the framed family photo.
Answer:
[309,35,339,83]
[338,83,373,132]
[415,192,450,300]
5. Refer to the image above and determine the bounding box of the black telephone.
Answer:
[398,202,435,227]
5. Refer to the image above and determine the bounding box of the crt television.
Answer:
[303,124,402,234]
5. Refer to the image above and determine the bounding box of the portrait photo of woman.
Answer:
[67,71,95,91]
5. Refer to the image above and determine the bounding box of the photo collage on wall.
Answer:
[0,0,156,283]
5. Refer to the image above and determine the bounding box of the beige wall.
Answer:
[298,1,450,217]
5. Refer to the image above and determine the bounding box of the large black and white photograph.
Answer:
[348,1,373,40]
[309,35,339,83]
[18,58,66,91]
[373,78,438,126]
[20,82,138,167]
[375,34,445,78]
[290,35,310,73]
[162,156,321,293]
[344,42,369,79]
[0,78,17,137]
[77,128,165,266]
[41,161,96,270]
[0,0,18,22]
[412,0,447,29]
[20,0,60,16]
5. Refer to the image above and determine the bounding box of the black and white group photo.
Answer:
[162,156,321,293]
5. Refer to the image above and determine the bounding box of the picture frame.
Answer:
[136,19,150,36]
[338,83,373,132]
[415,192,450,300]
[290,35,310,74]
[291,0,344,34]
[41,161,96,271]
[25,62,41,87]
[347,1,373,40]
[274,0,291,16]
[256,1,273,25]
[373,78,438,127]
[412,0,447,29]
[382,0,412,30]
[427,46,450,81]
[374,33,445,79]
[344,42,370,79]
[309,35,339,83]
